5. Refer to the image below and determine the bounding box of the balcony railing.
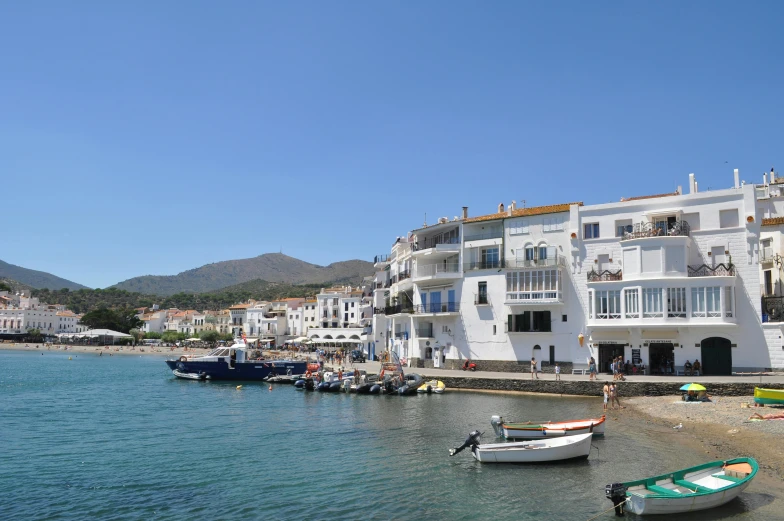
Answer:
[415,326,434,338]
[762,296,784,322]
[688,263,735,277]
[464,229,503,242]
[761,248,775,263]
[587,268,623,282]
[398,270,411,281]
[384,304,414,315]
[414,263,461,278]
[464,260,502,271]
[504,254,566,269]
[374,254,390,264]
[474,294,489,305]
[413,236,461,251]
[622,221,690,240]
[505,291,563,304]
[413,303,460,314]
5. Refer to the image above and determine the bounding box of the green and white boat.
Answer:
[606,457,758,515]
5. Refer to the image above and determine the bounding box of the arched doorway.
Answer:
[700,337,732,375]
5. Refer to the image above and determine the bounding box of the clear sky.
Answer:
[2,2,783,288]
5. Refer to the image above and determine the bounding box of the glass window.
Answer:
[691,287,706,317]
[482,247,500,268]
[725,287,733,317]
[624,288,639,318]
[706,287,721,317]
[667,288,686,318]
[584,223,600,239]
[643,288,663,318]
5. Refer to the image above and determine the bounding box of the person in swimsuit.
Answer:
[603,383,609,411]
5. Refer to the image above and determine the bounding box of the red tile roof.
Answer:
[463,202,581,223]
[762,217,784,226]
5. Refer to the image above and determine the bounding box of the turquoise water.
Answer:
[0,350,778,520]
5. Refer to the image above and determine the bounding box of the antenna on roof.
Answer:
[423,212,427,227]
[521,200,526,209]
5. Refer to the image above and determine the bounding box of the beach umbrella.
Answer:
[679,383,706,392]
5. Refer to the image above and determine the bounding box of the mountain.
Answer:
[0,278,34,295]
[111,253,375,296]
[0,259,88,291]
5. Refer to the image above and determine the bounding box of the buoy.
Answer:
[236,385,242,390]
[268,385,273,391]
[68,357,72,360]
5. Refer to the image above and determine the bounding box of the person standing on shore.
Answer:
[603,382,609,411]
[531,357,539,380]
[589,357,597,380]
[554,363,561,381]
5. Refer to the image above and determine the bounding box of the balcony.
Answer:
[385,304,414,315]
[464,229,503,242]
[687,263,735,277]
[464,260,502,271]
[587,268,623,282]
[504,254,567,269]
[761,248,776,265]
[413,263,462,286]
[413,303,460,314]
[474,294,489,305]
[412,236,461,257]
[374,254,390,265]
[621,221,690,241]
[505,291,563,306]
[762,296,784,322]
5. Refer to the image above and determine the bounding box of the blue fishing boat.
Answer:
[166,341,308,381]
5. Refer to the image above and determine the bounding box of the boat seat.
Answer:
[645,485,682,496]
[673,479,710,493]
[712,473,743,483]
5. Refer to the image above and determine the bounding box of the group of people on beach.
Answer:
[603,382,624,410]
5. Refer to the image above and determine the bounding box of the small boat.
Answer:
[417,380,446,394]
[173,369,207,380]
[491,415,605,439]
[605,457,758,516]
[753,387,784,405]
[450,431,592,463]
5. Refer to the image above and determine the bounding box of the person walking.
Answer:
[554,363,561,381]
[610,383,624,409]
[603,382,609,411]
[531,357,539,380]
[589,357,597,381]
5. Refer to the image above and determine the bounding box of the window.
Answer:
[584,223,600,239]
[525,247,535,261]
[593,290,621,319]
[624,289,640,318]
[643,288,663,318]
[543,217,564,232]
[562,314,567,322]
[344,303,349,311]
[507,311,551,332]
[493,325,497,335]
[509,219,529,235]
[481,247,500,268]
[725,287,734,317]
[477,282,488,304]
[719,209,739,229]
[667,288,686,318]
[616,219,633,238]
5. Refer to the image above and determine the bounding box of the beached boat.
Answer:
[173,369,207,380]
[450,431,592,463]
[605,457,758,515]
[753,387,784,405]
[491,415,605,439]
[165,341,308,381]
[417,380,446,394]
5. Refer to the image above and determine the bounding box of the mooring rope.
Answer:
[584,498,629,521]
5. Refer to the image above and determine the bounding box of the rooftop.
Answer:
[619,191,680,202]
[762,217,784,227]
[463,202,582,224]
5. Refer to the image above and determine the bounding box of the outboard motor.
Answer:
[490,416,504,437]
[449,430,482,456]
[605,483,628,516]
[305,378,315,391]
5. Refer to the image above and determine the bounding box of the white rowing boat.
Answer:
[491,415,605,439]
[450,431,592,463]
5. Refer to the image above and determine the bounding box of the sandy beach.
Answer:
[0,342,313,360]
[623,394,784,481]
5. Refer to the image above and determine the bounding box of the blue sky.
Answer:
[2,2,783,289]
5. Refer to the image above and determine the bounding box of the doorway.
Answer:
[598,344,624,374]
[648,343,674,375]
[700,337,732,375]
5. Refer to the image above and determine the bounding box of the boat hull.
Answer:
[753,387,784,405]
[499,416,605,439]
[620,457,758,516]
[165,359,307,381]
[471,433,592,463]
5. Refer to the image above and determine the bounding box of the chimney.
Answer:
[764,172,768,185]
[510,200,516,211]
[677,185,682,195]
[772,167,776,184]
[734,168,740,189]
[689,173,695,194]
[498,202,505,213]
[695,181,698,193]
[462,206,468,219]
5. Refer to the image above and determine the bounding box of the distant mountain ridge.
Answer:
[0,259,88,291]
[112,253,374,296]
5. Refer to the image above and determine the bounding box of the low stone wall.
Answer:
[437,377,784,397]
[440,360,575,373]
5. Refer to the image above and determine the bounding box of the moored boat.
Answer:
[491,415,605,439]
[173,369,207,380]
[605,457,758,515]
[450,431,592,463]
[165,340,308,381]
[753,387,784,405]
[417,380,446,394]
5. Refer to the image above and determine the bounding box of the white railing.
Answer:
[414,263,461,278]
[762,247,774,261]
[505,291,563,303]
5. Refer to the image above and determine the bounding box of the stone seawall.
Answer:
[438,377,784,397]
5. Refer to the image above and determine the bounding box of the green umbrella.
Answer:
[679,383,706,392]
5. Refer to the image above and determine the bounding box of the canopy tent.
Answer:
[185,338,201,342]
[292,336,310,343]
[59,329,132,339]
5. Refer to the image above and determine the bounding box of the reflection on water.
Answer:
[0,351,779,520]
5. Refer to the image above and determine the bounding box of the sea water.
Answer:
[0,350,778,520]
